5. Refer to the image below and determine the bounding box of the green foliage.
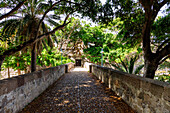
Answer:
[152,14,170,44]
[36,47,73,67]
[0,0,102,68]
[2,52,31,71]
[111,55,144,74]
[155,75,170,83]
[158,61,170,69]
[2,46,73,71]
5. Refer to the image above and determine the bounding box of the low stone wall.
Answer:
[0,63,74,113]
[84,62,92,71]
[90,65,170,113]
[67,62,75,71]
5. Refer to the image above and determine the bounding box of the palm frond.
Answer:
[1,19,17,35]
[35,1,47,15]
[129,57,135,74]
[42,39,48,50]
[119,57,128,72]
[41,22,48,33]
[47,18,60,26]
[37,41,43,55]
[111,64,125,72]
[47,36,54,48]
[48,14,61,20]
[134,64,144,74]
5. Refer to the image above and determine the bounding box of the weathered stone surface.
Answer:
[149,83,164,98]
[138,91,144,100]
[89,64,170,113]
[0,63,74,113]
[140,80,151,92]
[163,86,170,102]
[17,76,25,87]
[20,67,135,113]
[123,74,141,89]
[24,73,36,83]
[0,78,18,95]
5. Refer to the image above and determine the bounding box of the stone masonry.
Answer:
[20,67,135,112]
[90,65,170,113]
[0,63,74,113]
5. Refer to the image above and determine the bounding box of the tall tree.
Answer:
[139,0,170,79]
[0,0,56,72]
[101,0,170,79]
[0,0,102,71]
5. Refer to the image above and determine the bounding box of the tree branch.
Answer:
[159,0,169,9]
[36,0,63,38]
[0,0,27,20]
[157,42,170,61]
[159,54,170,65]
[152,0,169,21]
[156,38,170,53]
[0,15,70,58]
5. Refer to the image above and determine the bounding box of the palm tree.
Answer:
[112,55,144,75]
[0,0,57,72]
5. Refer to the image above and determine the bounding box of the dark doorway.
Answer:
[76,59,81,66]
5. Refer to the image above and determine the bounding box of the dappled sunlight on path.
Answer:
[20,67,135,113]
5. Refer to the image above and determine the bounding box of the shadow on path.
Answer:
[20,67,135,113]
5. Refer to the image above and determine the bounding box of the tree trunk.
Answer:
[140,0,169,79]
[143,59,158,79]
[141,9,157,79]
[8,67,10,78]
[31,44,37,72]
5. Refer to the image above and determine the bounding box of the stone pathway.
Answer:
[20,67,135,113]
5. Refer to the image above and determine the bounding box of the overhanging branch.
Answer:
[36,0,63,37]
[0,15,70,58]
[159,0,169,9]
[159,54,170,65]
[0,0,27,20]
[156,38,170,53]
[157,42,170,61]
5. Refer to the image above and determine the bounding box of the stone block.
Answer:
[24,73,36,83]
[0,78,18,95]
[34,71,42,79]
[149,83,164,98]
[116,88,123,96]
[163,86,170,102]
[17,76,25,87]
[114,79,120,88]
[138,91,144,100]
[42,68,51,76]
[140,80,151,92]
[143,93,151,105]
[123,74,141,89]
[163,101,170,113]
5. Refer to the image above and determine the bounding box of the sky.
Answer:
[101,0,106,4]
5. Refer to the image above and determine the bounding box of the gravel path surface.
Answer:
[20,67,135,113]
